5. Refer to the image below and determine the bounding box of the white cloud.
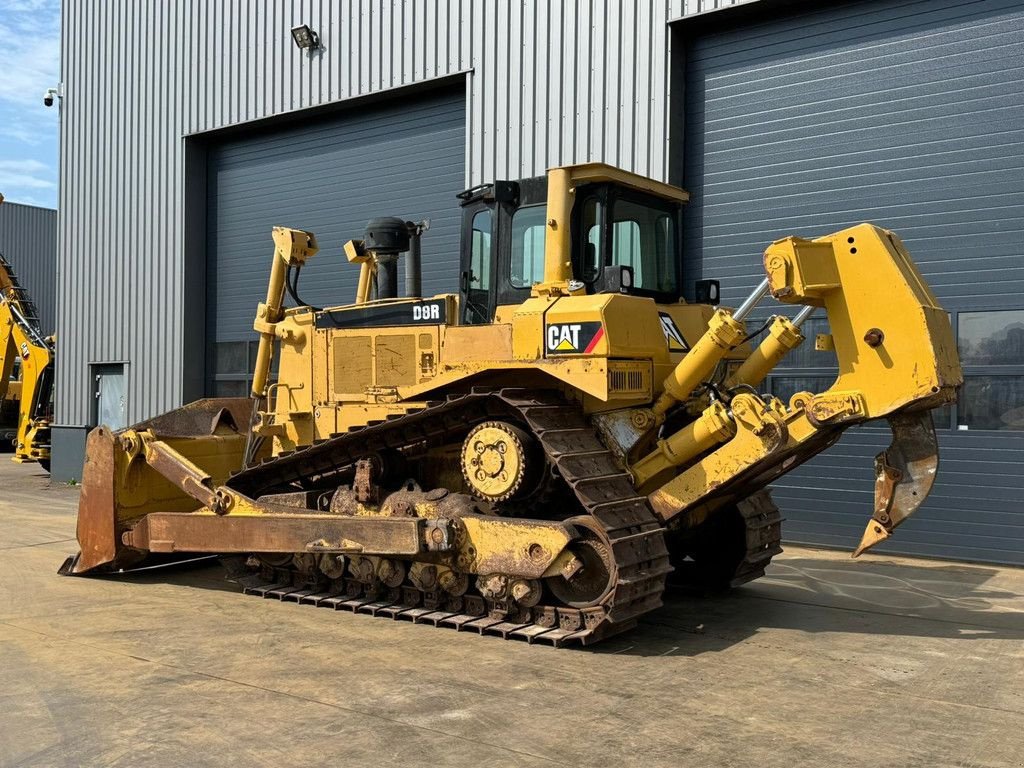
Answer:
[0,0,56,11]
[0,159,56,202]
[0,120,49,146]
[0,25,60,108]
[0,0,59,207]
[0,158,51,174]
[0,171,55,190]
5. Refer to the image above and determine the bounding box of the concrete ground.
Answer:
[1,460,1022,768]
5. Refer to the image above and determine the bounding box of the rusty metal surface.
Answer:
[352,459,379,505]
[125,512,430,555]
[126,397,254,438]
[255,491,324,509]
[855,410,939,557]
[68,427,122,573]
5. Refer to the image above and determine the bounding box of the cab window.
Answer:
[578,190,679,298]
[582,196,603,282]
[611,219,642,284]
[510,205,547,288]
[462,208,493,324]
[469,209,492,289]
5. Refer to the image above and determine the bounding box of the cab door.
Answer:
[459,203,496,324]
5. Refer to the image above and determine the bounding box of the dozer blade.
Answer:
[854,409,939,557]
[61,397,254,575]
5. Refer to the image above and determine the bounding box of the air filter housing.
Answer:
[363,217,410,255]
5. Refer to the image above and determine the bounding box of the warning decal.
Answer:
[545,322,605,355]
[659,312,690,352]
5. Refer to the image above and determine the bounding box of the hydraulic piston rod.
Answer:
[731,278,770,322]
[726,305,816,389]
[632,401,736,490]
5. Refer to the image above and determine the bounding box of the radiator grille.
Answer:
[608,361,651,397]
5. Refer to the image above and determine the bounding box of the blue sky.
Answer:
[0,0,60,209]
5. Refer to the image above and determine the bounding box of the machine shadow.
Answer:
[595,553,1024,658]
[112,557,242,594]
[100,549,1024,658]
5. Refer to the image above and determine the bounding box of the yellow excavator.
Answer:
[0,252,54,471]
[61,164,961,645]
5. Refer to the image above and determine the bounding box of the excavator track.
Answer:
[226,389,673,646]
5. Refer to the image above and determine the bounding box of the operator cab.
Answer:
[457,167,688,325]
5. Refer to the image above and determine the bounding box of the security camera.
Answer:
[43,88,58,107]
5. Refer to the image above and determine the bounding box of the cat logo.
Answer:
[658,312,689,352]
[545,321,604,355]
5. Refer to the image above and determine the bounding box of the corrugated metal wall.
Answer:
[680,0,1024,564]
[0,202,57,335]
[57,0,742,426]
[206,89,465,340]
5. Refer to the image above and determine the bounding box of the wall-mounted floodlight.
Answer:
[291,24,320,50]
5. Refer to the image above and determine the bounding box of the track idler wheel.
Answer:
[545,516,616,608]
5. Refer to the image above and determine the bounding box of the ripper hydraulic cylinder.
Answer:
[650,279,769,420]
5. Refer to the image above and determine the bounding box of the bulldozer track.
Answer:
[227,388,673,645]
[730,489,783,588]
[226,389,782,644]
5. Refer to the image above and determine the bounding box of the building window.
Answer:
[957,310,1024,431]
[761,309,1024,432]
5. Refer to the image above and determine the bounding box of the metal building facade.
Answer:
[674,0,1024,565]
[0,202,57,335]
[56,0,731,434]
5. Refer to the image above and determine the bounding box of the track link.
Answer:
[730,489,784,587]
[226,389,673,646]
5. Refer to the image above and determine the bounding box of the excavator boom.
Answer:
[0,252,54,469]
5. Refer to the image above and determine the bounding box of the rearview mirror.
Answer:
[695,279,720,305]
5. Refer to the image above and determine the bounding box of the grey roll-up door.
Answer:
[206,87,465,393]
[682,0,1024,564]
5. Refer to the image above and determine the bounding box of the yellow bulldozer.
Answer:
[1,252,54,471]
[61,164,961,645]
